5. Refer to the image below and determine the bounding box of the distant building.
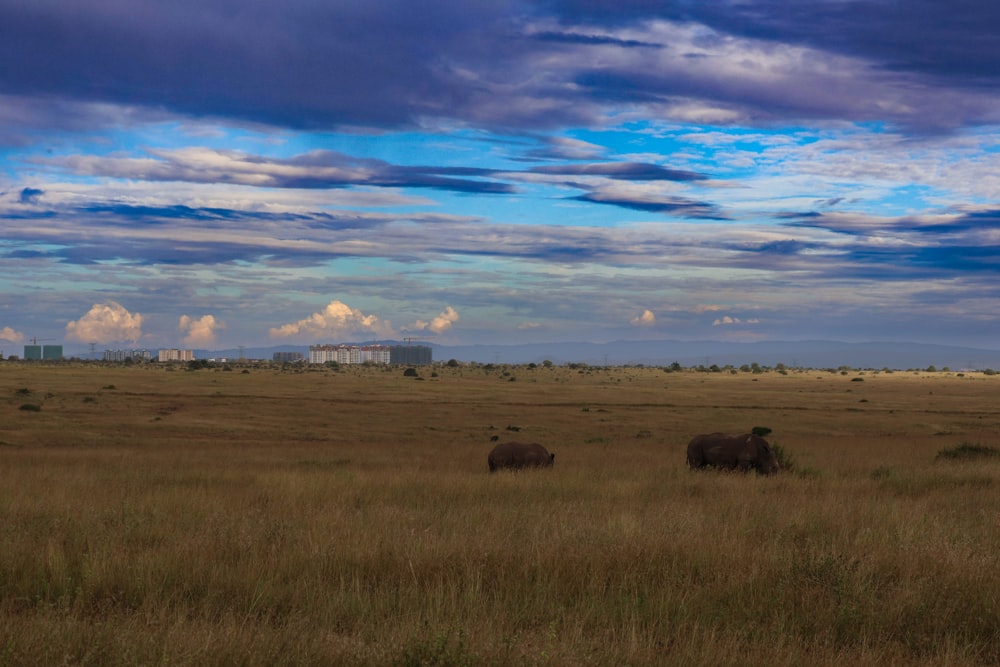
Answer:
[103,349,152,362]
[390,345,432,365]
[308,344,398,365]
[273,351,304,363]
[23,344,63,360]
[157,349,194,362]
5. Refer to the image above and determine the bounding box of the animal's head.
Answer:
[545,452,555,467]
[747,435,779,475]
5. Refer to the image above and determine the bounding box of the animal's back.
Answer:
[488,441,553,471]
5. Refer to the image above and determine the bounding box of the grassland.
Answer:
[2,362,1000,665]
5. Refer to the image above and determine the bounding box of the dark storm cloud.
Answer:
[2,1,999,134]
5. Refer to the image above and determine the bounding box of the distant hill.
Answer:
[198,339,1000,371]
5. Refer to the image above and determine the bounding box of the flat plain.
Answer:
[2,362,1000,665]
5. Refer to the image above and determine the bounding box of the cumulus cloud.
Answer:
[428,307,459,334]
[65,301,143,343]
[179,314,221,347]
[713,316,761,326]
[269,300,395,340]
[631,309,656,326]
[0,326,24,343]
[406,306,460,335]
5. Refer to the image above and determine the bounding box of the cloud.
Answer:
[0,326,24,343]
[65,301,144,343]
[52,148,512,194]
[179,314,221,347]
[631,309,655,326]
[19,187,43,203]
[530,162,706,182]
[713,316,761,326]
[5,1,999,134]
[428,306,459,334]
[268,300,395,340]
[406,306,460,335]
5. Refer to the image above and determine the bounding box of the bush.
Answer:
[935,443,1000,461]
[18,403,41,412]
[403,368,419,377]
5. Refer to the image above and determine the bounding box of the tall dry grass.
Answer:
[1,363,1000,665]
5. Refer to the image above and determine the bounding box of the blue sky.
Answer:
[2,0,1000,353]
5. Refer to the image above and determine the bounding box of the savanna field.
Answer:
[2,362,1000,666]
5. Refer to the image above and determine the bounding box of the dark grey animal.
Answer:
[686,433,779,475]
[488,442,554,472]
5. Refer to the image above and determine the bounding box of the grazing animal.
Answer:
[488,442,554,472]
[686,432,779,475]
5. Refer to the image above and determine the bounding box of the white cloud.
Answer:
[406,306,460,335]
[268,300,395,340]
[179,314,222,347]
[713,316,760,326]
[428,306,459,334]
[65,301,144,343]
[0,326,24,343]
[631,309,656,326]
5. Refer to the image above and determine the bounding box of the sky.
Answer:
[2,0,1000,354]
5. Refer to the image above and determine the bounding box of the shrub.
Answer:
[751,426,772,437]
[935,442,1000,461]
[403,368,419,377]
[18,403,41,412]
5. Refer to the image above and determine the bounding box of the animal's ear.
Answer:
[550,453,555,462]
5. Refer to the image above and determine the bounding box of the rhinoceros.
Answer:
[488,442,554,472]
[686,432,779,475]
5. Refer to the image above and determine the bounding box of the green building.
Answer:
[23,344,63,360]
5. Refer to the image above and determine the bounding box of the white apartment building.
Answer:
[309,344,391,365]
[158,349,195,362]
